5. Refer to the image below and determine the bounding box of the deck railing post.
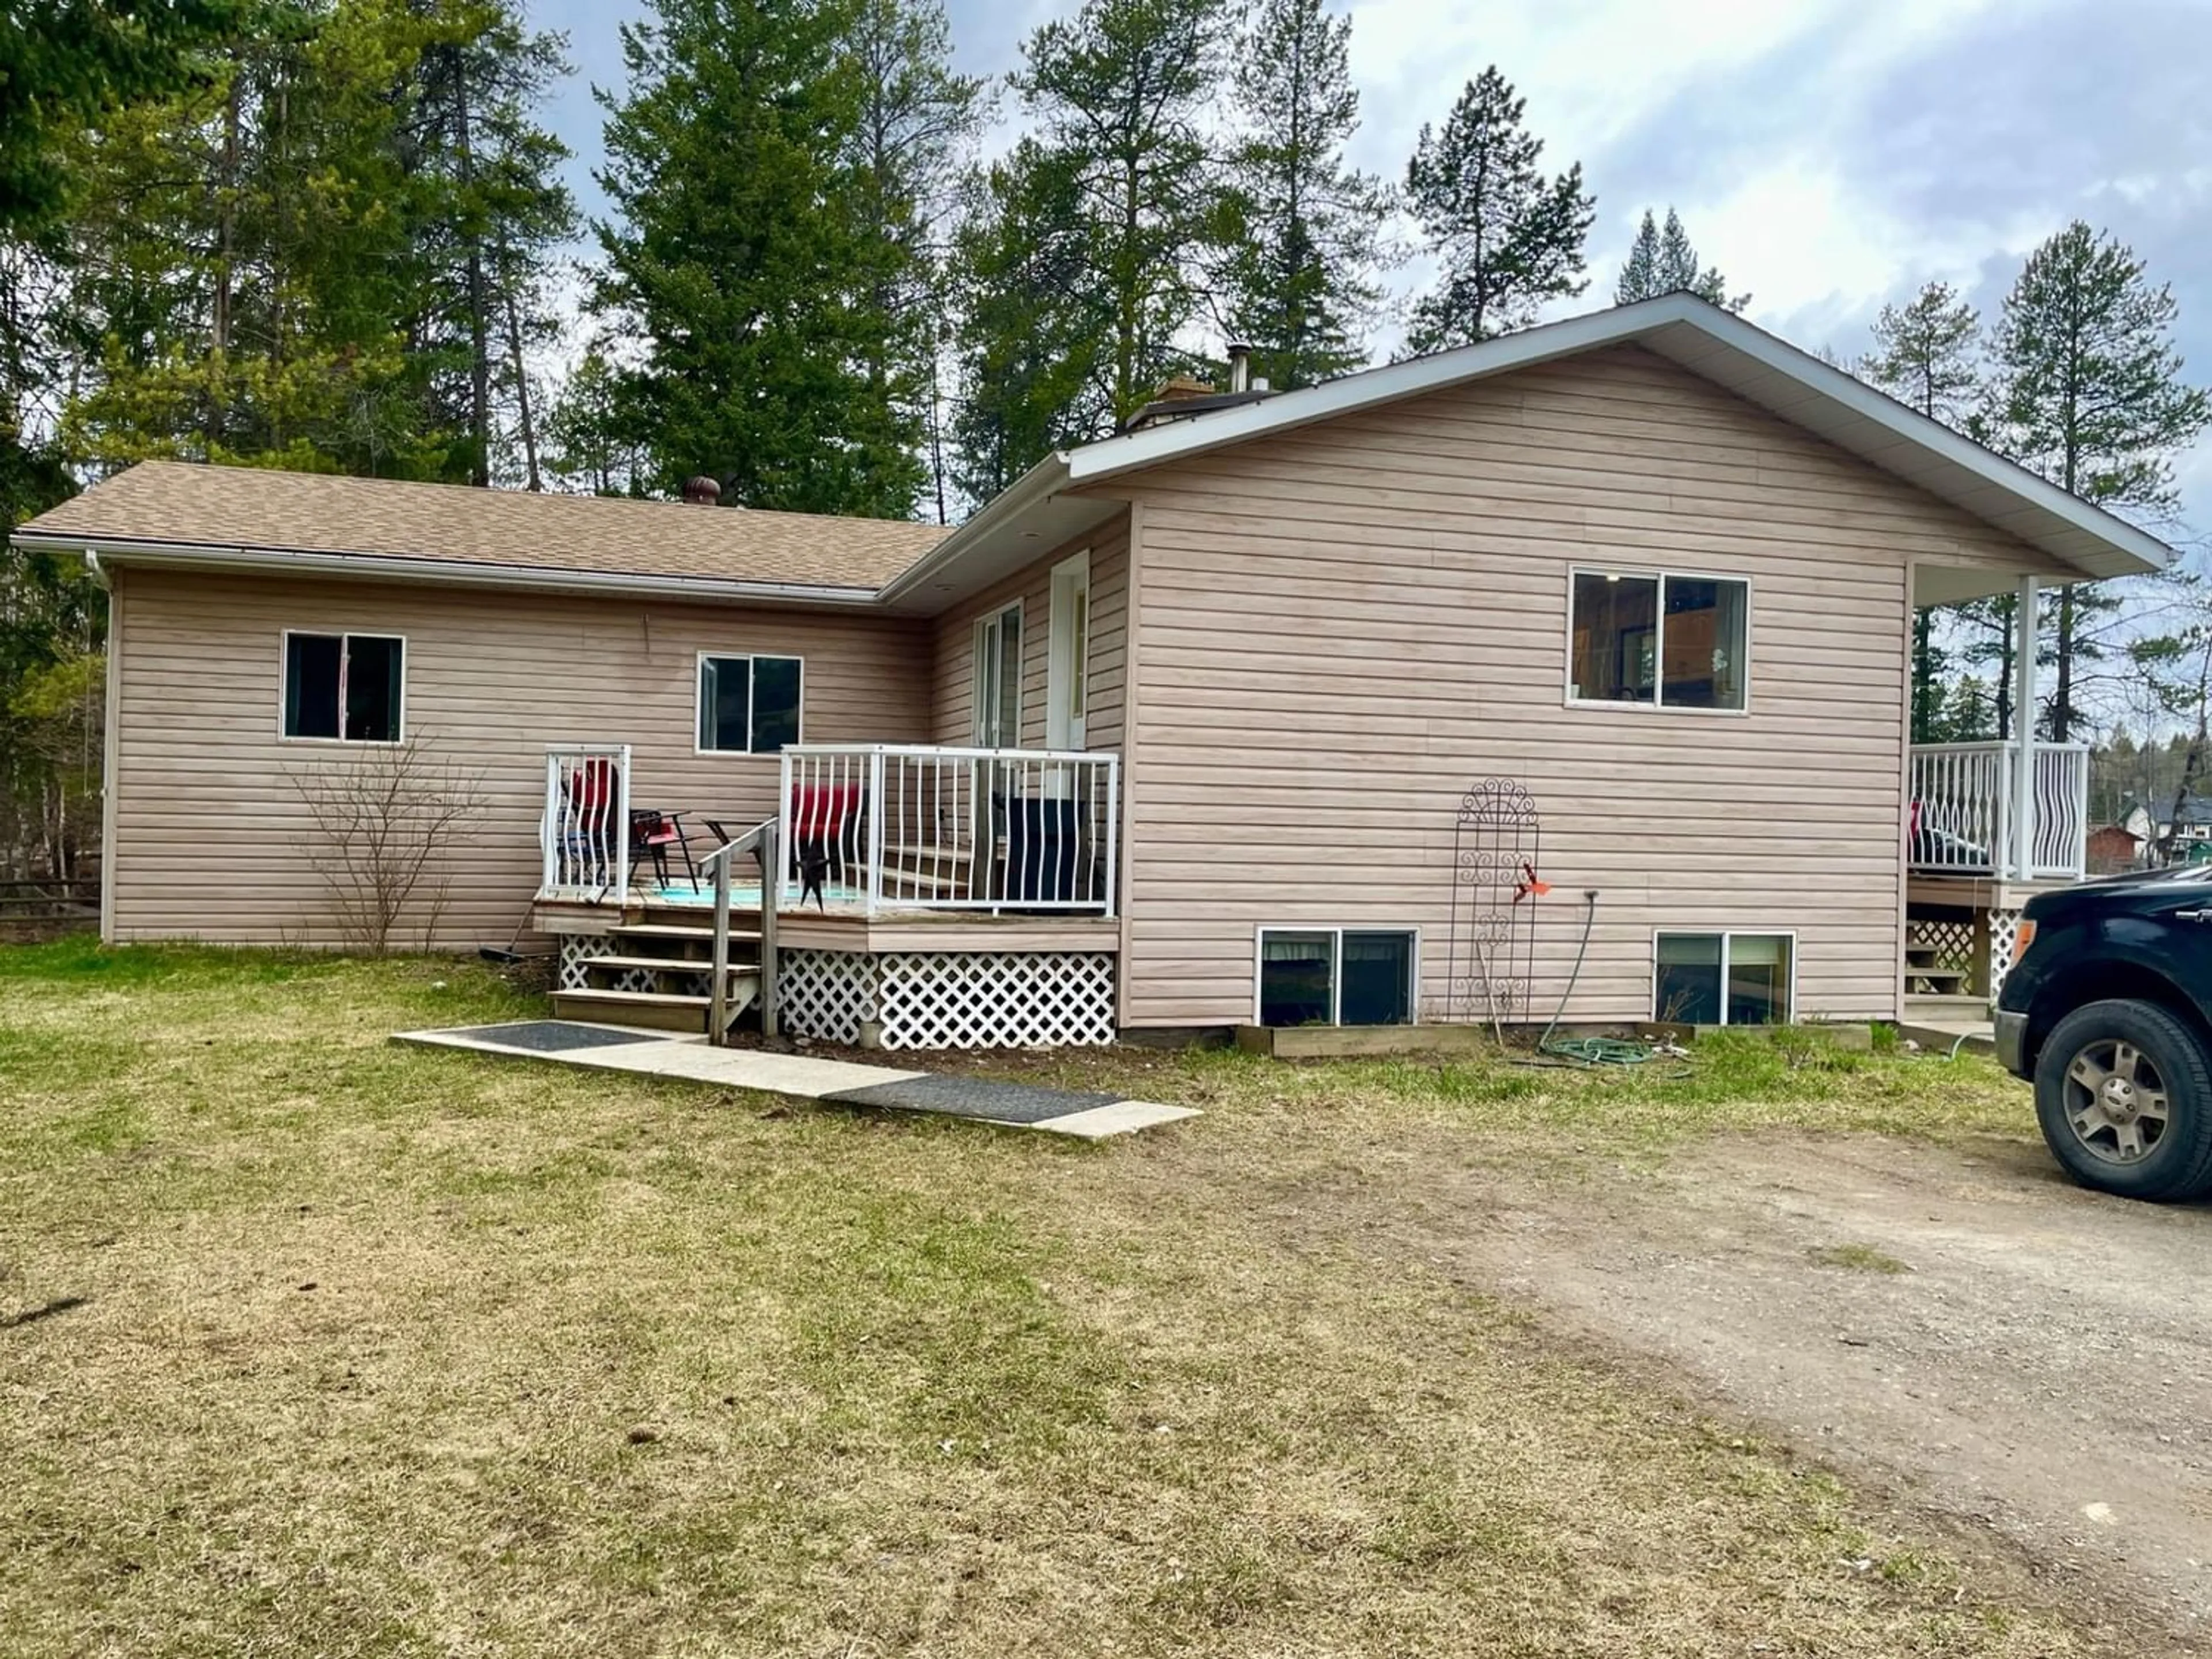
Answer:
[709,846,732,1046]
[2012,576,2037,882]
[866,747,887,918]
[614,743,633,901]
[760,821,779,1040]
[540,751,560,892]
[776,747,793,908]
[1103,753,1119,918]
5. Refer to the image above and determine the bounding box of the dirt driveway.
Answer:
[1435,1132,2212,1642]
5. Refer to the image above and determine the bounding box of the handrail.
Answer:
[701,817,778,1046]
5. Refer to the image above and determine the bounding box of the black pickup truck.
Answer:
[1996,866,2212,1200]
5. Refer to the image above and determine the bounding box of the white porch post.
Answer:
[2012,575,2037,881]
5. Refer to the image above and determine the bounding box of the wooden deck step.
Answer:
[610,922,759,944]
[578,955,759,976]
[550,988,713,1032]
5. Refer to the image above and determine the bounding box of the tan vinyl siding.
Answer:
[106,567,929,946]
[1115,343,2074,1029]
[928,514,1130,752]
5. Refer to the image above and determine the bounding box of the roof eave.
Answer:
[876,452,1073,607]
[9,533,887,607]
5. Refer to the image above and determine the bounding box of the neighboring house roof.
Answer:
[13,460,949,602]
[882,292,2176,611]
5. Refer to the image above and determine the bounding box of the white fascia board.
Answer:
[11,534,885,607]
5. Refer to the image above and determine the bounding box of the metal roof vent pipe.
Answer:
[682,474,722,506]
[1226,342,1252,395]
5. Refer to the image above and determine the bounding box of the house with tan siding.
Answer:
[13,295,2173,1048]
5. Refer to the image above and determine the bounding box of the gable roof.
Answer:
[13,460,948,600]
[881,292,2176,609]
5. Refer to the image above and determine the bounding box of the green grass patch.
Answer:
[0,943,2087,1658]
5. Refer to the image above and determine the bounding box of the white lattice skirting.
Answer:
[558,932,616,990]
[778,948,1118,1050]
[1988,910,2024,999]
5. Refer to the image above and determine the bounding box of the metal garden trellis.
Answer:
[1446,778,1542,1032]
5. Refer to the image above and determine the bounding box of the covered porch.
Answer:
[1906,564,2089,1002]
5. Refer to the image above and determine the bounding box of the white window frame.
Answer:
[1252,925,1422,1027]
[694,650,806,756]
[1649,929,1798,1025]
[277,628,407,745]
[1564,566,1753,716]
[1046,550,1090,752]
[972,599,1024,748]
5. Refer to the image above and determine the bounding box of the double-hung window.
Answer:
[974,602,1022,747]
[1653,932,1794,1025]
[1570,569,1749,710]
[697,654,804,754]
[282,632,404,743]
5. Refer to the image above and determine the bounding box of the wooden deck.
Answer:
[531,889,1120,954]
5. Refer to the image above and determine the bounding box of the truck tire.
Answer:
[2033,999,2212,1202]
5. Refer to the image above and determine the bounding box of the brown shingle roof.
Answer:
[15,461,948,591]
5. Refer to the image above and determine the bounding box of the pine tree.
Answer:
[1861,281,1980,427]
[543,346,648,497]
[401,0,577,488]
[1213,0,1391,390]
[592,0,926,516]
[946,142,1107,503]
[1614,211,1658,307]
[846,0,984,522]
[1862,279,1984,740]
[1613,207,1744,310]
[1011,0,1231,419]
[1403,67,1592,351]
[63,0,450,478]
[1984,222,2211,740]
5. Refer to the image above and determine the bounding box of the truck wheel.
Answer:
[2034,999,2212,1202]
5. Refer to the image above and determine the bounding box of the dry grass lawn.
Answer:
[0,941,2109,1656]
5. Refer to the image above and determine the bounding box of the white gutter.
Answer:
[13,533,885,607]
[874,452,1071,605]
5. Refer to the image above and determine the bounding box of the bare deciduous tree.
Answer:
[288,738,485,955]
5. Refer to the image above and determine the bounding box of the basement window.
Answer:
[1570,569,1748,710]
[697,654,804,754]
[1257,929,1416,1027]
[282,632,404,743]
[1653,932,1794,1025]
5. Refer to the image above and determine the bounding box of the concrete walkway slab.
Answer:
[393,1021,1198,1139]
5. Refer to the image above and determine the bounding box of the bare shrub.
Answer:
[289,738,486,954]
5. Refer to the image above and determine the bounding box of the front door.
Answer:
[1047,550,1089,752]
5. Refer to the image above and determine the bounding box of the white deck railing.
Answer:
[778,744,1119,916]
[540,743,630,899]
[1909,740,2088,880]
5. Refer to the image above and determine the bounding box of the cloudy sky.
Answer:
[531,0,2212,537]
